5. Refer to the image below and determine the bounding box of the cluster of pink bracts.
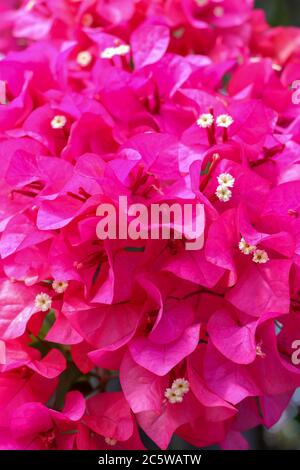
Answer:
[0,0,300,451]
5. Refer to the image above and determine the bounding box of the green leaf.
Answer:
[124,246,145,252]
[60,430,78,436]
[92,262,102,286]
[172,27,185,39]
[38,309,56,341]
[29,334,52,356]
[255,396,263,418]
[255,0,290,26]
[221,72,232,92]
[129,56,135,71]
[53,362,83,410]
[200,161,211,176]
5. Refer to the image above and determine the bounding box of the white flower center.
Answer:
[215,185,232,202]
[217,173,235,188]
[52,280,69,294]
[216,114,234,128]
[51,115,67,129]
[239,237,256,255]
[252,249,269,264]
[172,378,190,395]
[164,378,190,404]
[100,44,130,59]
[77,51,92,67]
[35,293,52,312]
[196,113,214,128]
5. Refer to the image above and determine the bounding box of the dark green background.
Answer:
[256,0,300,26]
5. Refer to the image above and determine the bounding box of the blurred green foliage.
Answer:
[255,0,300,26]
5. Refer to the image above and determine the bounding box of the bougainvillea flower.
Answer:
[77,391,145,450]
[4,391,85,450]
[0,0,300,452]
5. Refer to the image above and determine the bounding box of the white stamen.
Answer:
[196,113,214,128]
[252,249,269,264]
[100,47,115,59]
[100,44,130,59]
[164,378,190,404]
[76,51,92,67]
[239,237,256,255]
[52,280,68,294]
[217,173,235,188]
[35,293,52,312]
[171,378,190,395]
[117,44,131,56]
[216,114,234,128]
[215,185,232,202]
[164,388,183,404]
[51,115,67,129]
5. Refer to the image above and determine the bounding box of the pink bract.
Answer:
[0,0,299,451]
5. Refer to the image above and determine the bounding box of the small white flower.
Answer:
[51,115,67,129]
[239,237,256,255]
[35,293,52,312]
[76,51,92,67]
[100,47,116,59]
[215,185,232,202]
[252,249,269,264]
[116,44,131,56]
[164,387,183,404]
[100,44,130,59]
[213,6,224,18]
[52,280,68,294]
[171,378,190,395]
[196,113,214,128]
[216,114,234,128]
[104,437,117,446]
[217,173,235,188]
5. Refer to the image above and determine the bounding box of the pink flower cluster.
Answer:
[0,0,300,451]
